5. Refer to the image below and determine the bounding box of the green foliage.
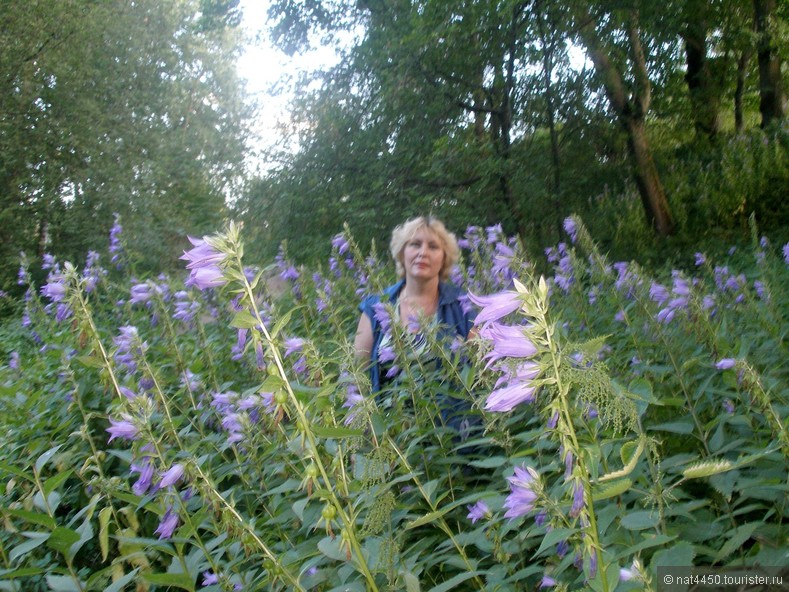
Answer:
[0,218,786,590]
[0,0,249,294]
[238,0,787,268]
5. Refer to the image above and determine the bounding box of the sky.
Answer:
[237,0,344,173]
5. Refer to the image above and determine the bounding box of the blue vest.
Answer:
[358,279,475,392]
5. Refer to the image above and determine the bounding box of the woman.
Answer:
[354,217,475,425]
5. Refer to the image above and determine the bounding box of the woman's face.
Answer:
[402,227,445,282]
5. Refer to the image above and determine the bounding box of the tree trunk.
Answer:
[754,0,786,127]
[734,49,750,133]
[471,32,487,139]
[575,6,675,236]
[535,0,562,237]
[682,5,720,138]
[625,118,675,236]
[535,0,561,197]
[491,3,526,236]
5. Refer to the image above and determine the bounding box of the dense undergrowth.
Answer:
[0,216,786,591]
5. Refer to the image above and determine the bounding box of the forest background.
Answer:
[1,1,788,590]
[1,0,788,301]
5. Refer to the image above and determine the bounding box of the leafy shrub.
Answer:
[0,216,786,591]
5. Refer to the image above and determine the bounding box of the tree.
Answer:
[572,3,676,236]
[0,0,249,291]
[753,0,786,128]
[681,0,722,138]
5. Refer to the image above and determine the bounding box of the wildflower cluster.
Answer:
[1,213,785,592]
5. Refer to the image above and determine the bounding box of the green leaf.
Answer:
[0,461,33,482]
[427,571,483,592]
[141,573,195,591]
[69,516,93,562]
[99,506,112,561]
[317,536,347,562]
[650,541,695,574]
[311,425,364,439]
[592,478,632,501]
[45,575,83,592]
[467,457,507,469]
[271,308,296,340]
[714,522,759,562]
[292,498,309,522]
[103,568,140,592]
[534,527,575,556]
[626,377,661,405]
[76,355,105,369]
[651,419,695,434]
[33,489,61,513]
[5,509,56,530]
[614,534,676,559]
[599,439,643,482]
[620,441,639,466]
[9,533,49,563]
[620,510,659,530]
[43,469,74,496]
[34,444,63,474]
[230,310,258,329]
[401,570,421,592]
[0,567,46,579]
[405,508,451,530]
[47,527,81,559]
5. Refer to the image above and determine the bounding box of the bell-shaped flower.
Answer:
[187,265,227,290]
[155,506,179,539]
[106,416,139,442]
[485,382,537,412]
[480,323,537,367]
[180,236,225,268]
[159,463,185,489]
[503,465,540,519]
[468,291,521,325]
[41,274,68,303]
[181,237,228,290]
[466,500,490,524]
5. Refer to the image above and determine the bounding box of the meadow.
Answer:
[0,216,787,591]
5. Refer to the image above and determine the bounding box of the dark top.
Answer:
[358,279,475,392]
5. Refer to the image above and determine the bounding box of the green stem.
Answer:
[191,463,305,591]
[386,436,487,591]
[236,255,379,591]
[542,303,609,592]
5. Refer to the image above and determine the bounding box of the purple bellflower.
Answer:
[563,217,578,243]
[109,214,124,268]
[540,575,557,588]
[106,416,139,442]
[479,323,537,367]
[467,500,490,524]
[155,506,179,539]
[485,382,537,412]
[283,337,305,358]
[468,290,521,325]
[715,358,736,370]
[41,274,68,302]
[331,233,350,254]
[569,480,585,518]
[159,463,185,489]
[181,237,227,290]
[342,383,364,426]
[503,465,540,519]
[131,458,155,495]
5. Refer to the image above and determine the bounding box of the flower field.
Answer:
[1,216,787,591]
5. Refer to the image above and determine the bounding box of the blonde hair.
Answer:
[389,216,459,281]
